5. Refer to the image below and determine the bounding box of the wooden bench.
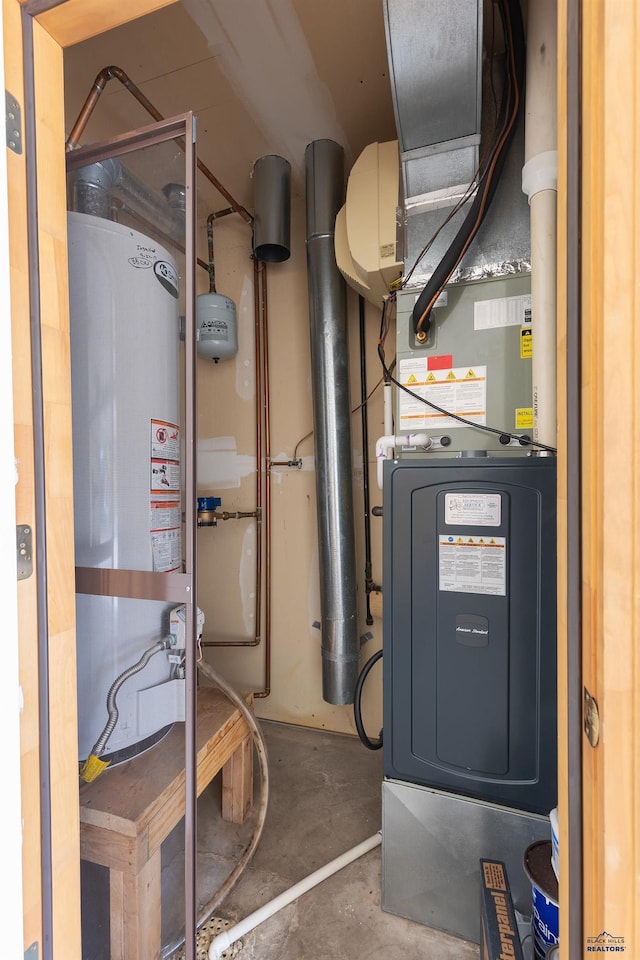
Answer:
[79,686,254,960]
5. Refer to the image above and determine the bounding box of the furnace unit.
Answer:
[381,455,556,941]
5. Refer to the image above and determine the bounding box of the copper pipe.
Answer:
[68,67,273,686]
[66,65,253,224]
[66,71,110,149]
[206,213,216,293]
[204,256,263,652]
[256,261,271,698]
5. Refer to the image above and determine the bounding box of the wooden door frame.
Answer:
[8,2,181,957]
[10,0,639,958]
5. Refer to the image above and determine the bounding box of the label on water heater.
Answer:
[151,419,180,460]
[438,535,506,596]
[151,528,182,573]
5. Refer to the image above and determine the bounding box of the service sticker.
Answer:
[444,493,501,527]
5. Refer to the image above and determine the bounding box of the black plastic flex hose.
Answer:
[353,649,383,750]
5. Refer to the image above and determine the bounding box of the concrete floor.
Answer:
[81,719,480,959]
[161,720,479,960]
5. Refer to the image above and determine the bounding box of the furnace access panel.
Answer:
[382,457,557,814]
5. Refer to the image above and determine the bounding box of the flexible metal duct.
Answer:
[305,139,358,705]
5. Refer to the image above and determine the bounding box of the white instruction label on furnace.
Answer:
[151,528,182,573]
[439,535,506,596]
[398,360,487,430]
[445,493,502,527]
[473,294,531,331]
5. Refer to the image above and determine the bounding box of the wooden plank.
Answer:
[222,734,253,825]
[581,0,640,952]
[79,688,251,827]
[80,687,254,870]
[35,0,178,47]
[3,0,43,950]
[80,823,138,874]
[555,2,571,956]
[146,710,251,858]
[32,19,83,960]
[110,852,162,960]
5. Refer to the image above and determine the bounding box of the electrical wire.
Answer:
[353,649,383,751]
[292,375,385,459]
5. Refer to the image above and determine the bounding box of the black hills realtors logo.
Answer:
[586,931,626,952]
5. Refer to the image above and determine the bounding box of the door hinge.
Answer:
[17,525,33,580]
[584,686,600,747]
[6,90,22,154]
[25,943,38,960]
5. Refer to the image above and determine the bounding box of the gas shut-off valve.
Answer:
[168,605,205,676]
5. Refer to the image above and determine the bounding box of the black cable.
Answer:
[359,296,374,626]
[354,649,383,751]
[411,0,526,337]
[377,334,557,454]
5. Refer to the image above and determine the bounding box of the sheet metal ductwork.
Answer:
[305,139,359,706]
[383,0,530,284]
[384,0,482,201]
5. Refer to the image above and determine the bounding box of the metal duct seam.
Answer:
[304,139,359,706]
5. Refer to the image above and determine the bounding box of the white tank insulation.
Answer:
[68,211,182,760]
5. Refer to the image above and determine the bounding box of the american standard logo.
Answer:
[455,614,489,646]
[586,932,626,953]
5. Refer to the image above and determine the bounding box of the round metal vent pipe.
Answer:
[253,155,291,263]
[70,158,185,246]
[304,139,358,705]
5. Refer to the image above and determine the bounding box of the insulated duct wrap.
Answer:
[305,140,358,705]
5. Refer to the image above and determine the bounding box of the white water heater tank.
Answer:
[68,211,182,761]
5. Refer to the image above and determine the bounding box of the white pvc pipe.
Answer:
[207,832,382,959]
[522,0,557,449]
[375,432,432,489]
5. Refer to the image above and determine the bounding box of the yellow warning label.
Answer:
[446,370,457,380]
[516,407,534,429]
[520,327,533,359]
[407,373,418,384]
[465,369,476,379]
[426,372,436,382]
